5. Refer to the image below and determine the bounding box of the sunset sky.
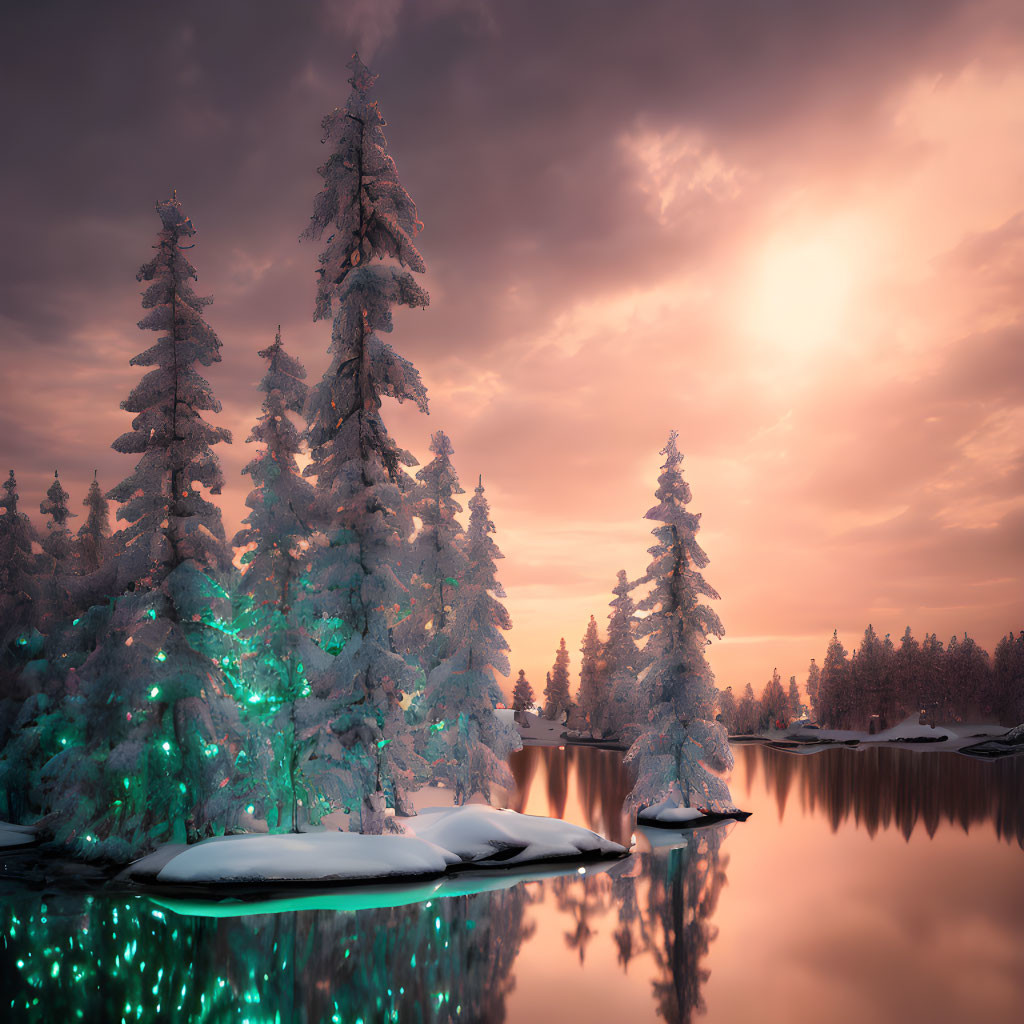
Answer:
[3,0,1023,698]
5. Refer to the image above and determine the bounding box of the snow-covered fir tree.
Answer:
[735,682,759,734]
[624,431,734,813]
[512,669,534,711]
[604,569,641,741]
[543,638,572,722]
[38,471,75,625]
[787,675,801,720]
[299,54,430,832]
[758,668,787,730]
[230,327,319,832]
[817,630,850,728]
[39,471,75,570]
[0,471,38,655]
[577,615,607,735]
[716,685,737,732]
[805,658,821,721]
[35,194,235,860]
[421,476,520,803]
[393,430,467,680]
[76,471,110,575]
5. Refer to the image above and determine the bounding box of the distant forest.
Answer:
[717,625,1024,733]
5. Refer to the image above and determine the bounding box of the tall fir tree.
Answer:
[299,54,430,833]
[758,668,788,730]
[817,630,850,728]
[39,471,75,570]
[604,569,641,740]
[0,471,38,655]
[393,430,467,679]
[76,471,110,575]
[511,669,534,711]
[421,476,520,803]
[543,638,572,722]
[805,658,821,722]
[787,675,801,720]
[624,432,733,813]
[38,470,75,626]
[577,615,608,734]
[230,328,319,832]
[716,685,737,732]
[735,682,759,735]
[36,195,235,861]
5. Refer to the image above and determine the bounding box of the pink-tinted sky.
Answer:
[2,1,1022,697]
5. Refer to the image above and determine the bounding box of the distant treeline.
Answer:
[717,626,1024,733]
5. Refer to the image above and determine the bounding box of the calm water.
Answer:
[2,744,1022,1023]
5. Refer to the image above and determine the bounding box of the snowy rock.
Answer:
[637,798,705,825]
[399,805,625,867]
[154,832,457,885]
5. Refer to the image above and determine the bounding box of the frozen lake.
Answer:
[2,743,1022,1022]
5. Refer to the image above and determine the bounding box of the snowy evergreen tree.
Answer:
[75,471,110,575]
[393,430,467,679]
[34,194,235,861]
[0,471,38,656]
[577,615,608,735]
[39,471,75,570]
[299,54,430,832]
[992,631,1024,725]
[511,669,534,711]
[37,471,75,625]
[624,432,734,813]
[229,327,320,832]
[421,476,520,803]
[735,682,759,735]
[543,638,572,722]
[758,669,788,731]
[716,685,737,733]
[787,675,801,721]
[805,658,821,721]
[817,630,850,728]
[604,569,641,741]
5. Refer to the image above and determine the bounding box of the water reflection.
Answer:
[746,744,1024,846]
[0,883,535,1023]
[2,743,1021,1023]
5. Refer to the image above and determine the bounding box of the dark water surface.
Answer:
[2,744,1022,1023]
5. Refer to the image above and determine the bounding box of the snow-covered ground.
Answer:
[778,716,1012,754]
[126,805,626,889]
[636,792,751,829]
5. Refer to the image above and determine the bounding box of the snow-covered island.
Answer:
[122,805,625,891]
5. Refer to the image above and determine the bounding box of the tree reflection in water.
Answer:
[0,882,534,1024]
[746,744,1024,846]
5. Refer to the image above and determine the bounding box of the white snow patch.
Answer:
[636,797,705,825]
[394,805,625,867]
[155,831,457,885]
[0,821,37,848]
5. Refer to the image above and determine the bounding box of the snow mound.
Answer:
[637,798,705,825]
[0,821,37,849]
[155,831,457,885]
[404,805,625,867]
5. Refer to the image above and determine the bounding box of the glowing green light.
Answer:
[72,618,80,626]
[161,741,171,752]
[16,637,27,646]
[204,744,219,757]
[149,687,160,699]
[179,783,186,794]
[147,609,156,620]
[155,650,167,662]
[377,738,390,749]
[248,694,262,704]
[123,778,130,790]
[246,804,255,815]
